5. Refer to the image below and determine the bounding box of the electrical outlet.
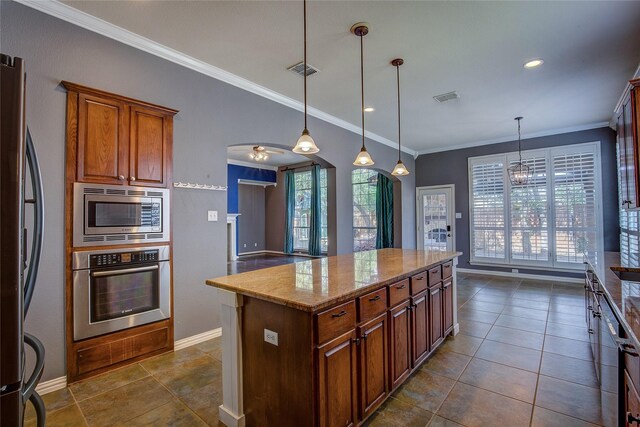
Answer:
[207,210,218,222]
[456,212,462,219]
[264,329,278,346]
[243,243,247,248]
[512,268,519,273]
[254,243,257,247]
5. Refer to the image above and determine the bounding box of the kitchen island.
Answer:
[206,248,461,427]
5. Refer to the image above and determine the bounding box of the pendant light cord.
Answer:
[396,63,401,161]
[517,117,522,163]
[360,33,365,150]
[303,0,308,131]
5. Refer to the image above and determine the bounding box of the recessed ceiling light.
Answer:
[364,107,375,112]
[524,59,544,69]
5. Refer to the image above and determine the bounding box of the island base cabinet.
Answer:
[430,285,444,348]
[411,291,429,367]
[389,300,411,391]
[357,313,388,420]
[626,370,640,426]
[317,329,358,427]
[443,279,454,335]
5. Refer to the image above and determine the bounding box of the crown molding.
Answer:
[415,121,610,156]
[227,159,279,171]
[15,0,416,157]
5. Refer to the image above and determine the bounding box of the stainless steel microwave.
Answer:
[73,183,170,247]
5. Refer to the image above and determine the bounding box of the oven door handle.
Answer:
[90,265,159,277]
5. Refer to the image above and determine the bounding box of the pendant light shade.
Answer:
[390,58,409,176]
[507,116,530,185]
[351,23,374,167]
[292,0,319,155]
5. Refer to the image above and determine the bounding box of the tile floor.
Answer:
[27,273,614,426]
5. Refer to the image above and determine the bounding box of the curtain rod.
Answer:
[280,161,319,172]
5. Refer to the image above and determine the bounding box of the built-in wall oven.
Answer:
[73,183,170,247]
[72,246,171,340]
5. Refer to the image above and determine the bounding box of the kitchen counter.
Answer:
[206,248,461,312]
[585,251,640,348]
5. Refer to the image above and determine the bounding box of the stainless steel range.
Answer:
[72,246,171,340]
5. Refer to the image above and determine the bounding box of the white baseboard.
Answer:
[457,268,582,284]
[174,327,222,351]
[35,376,67,395]
[35,327,223,395]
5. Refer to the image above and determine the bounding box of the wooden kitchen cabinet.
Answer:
[389,299,411,391]
[616,79,640,209]
[411,290,429,367]
[357,313,388,420]
[443,279,454,335]
[430,283,444,348]
[626,370,640,426]
[64,82,176,188]
[317,329,358,427]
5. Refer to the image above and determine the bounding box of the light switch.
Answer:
[207,210,218,222]
[455,212,462,219]
[264,329,278,346]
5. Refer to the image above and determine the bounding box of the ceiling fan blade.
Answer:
[264,148,285,155]
[228,147,250,152]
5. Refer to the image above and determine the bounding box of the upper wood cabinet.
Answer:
[64,82,177,188]
[617,79,640,209]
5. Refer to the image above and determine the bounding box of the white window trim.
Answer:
[468,141,604,271]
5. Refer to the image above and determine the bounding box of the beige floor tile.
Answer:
[437,382,532,427]
[502,305,549,321]
[439,334,483,357]
[546,322,590,342]
[428,415,464,426]
[25,387,75,420]
[459,299,504,313]
[458,358,538,403]
[176,383,224,425]
[475,340,541,372]
[421,349,471,380]
[540,353,599,388]
[543,335,593,362]
[77,376,173,426]
[535,375,604,425]
[140,346,205,376]
[152,355,222,398]
[393,369,456,413]
[494,313,547,334]
[117,399,208,426]
[194,337,222,361]
[508,298,550,311]
[25,404,87,427]
[69,363,149,402]
[486,325,544,350]
[458,319,492,338]
[531,406,600,427]
[366,397,433,427]
[457,307,500,324]
[547,311,585,326]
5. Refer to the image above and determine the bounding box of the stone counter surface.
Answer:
[206,248,461,312]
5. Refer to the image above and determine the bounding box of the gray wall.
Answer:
[415,127,619,277]
[1,1,416,381]
[238,185,266,253]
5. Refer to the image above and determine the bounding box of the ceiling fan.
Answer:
[229,145,285,162]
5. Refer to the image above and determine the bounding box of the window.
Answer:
[293,169,328,252]
[469,142,603,270]
[352,169,378,252]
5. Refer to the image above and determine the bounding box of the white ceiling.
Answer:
[227,145,309,168]
[59,0,640,153]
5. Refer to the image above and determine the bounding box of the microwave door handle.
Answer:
[91,265,159,277]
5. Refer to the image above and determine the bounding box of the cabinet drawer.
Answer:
[316,300,356,345]
[388,279,410,308]
[410,272,427,295]
[428,265,442,286]
[442,261,453,280]
[358,287,388,322]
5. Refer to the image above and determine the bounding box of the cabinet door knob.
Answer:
[130,176,136,181]
[628,412,640,424]
[369,295,381,302]
[331,310,347,318]
[118,175,125,180]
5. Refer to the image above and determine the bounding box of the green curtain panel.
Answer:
[376,173,394,249]
[309,164,322,256]
[284,169,295,254]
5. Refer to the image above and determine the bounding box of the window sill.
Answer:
[468,261,583,274]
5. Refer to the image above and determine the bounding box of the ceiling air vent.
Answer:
[287,62,319,77]
[433,91,460,103]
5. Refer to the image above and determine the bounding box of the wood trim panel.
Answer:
[61,81,178,115]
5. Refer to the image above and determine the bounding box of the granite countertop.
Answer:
[206,249,462,312]
[586,251,640,348]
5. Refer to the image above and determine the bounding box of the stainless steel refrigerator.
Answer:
[1,54,46,426]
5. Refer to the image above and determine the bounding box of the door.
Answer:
[429,285,444,348]
[357,313,388,420]
[389,300,411,391]
[77,93,129,185]
[129,106,170,187]
[417,185,454,252]
[443,279,453,335]
[411,291,429,367]
[317,329,358,427]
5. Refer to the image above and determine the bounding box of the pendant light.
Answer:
[292,0,319,154]
[391,58,409,176]
[352,23,374,166]
[507,116,530,185]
